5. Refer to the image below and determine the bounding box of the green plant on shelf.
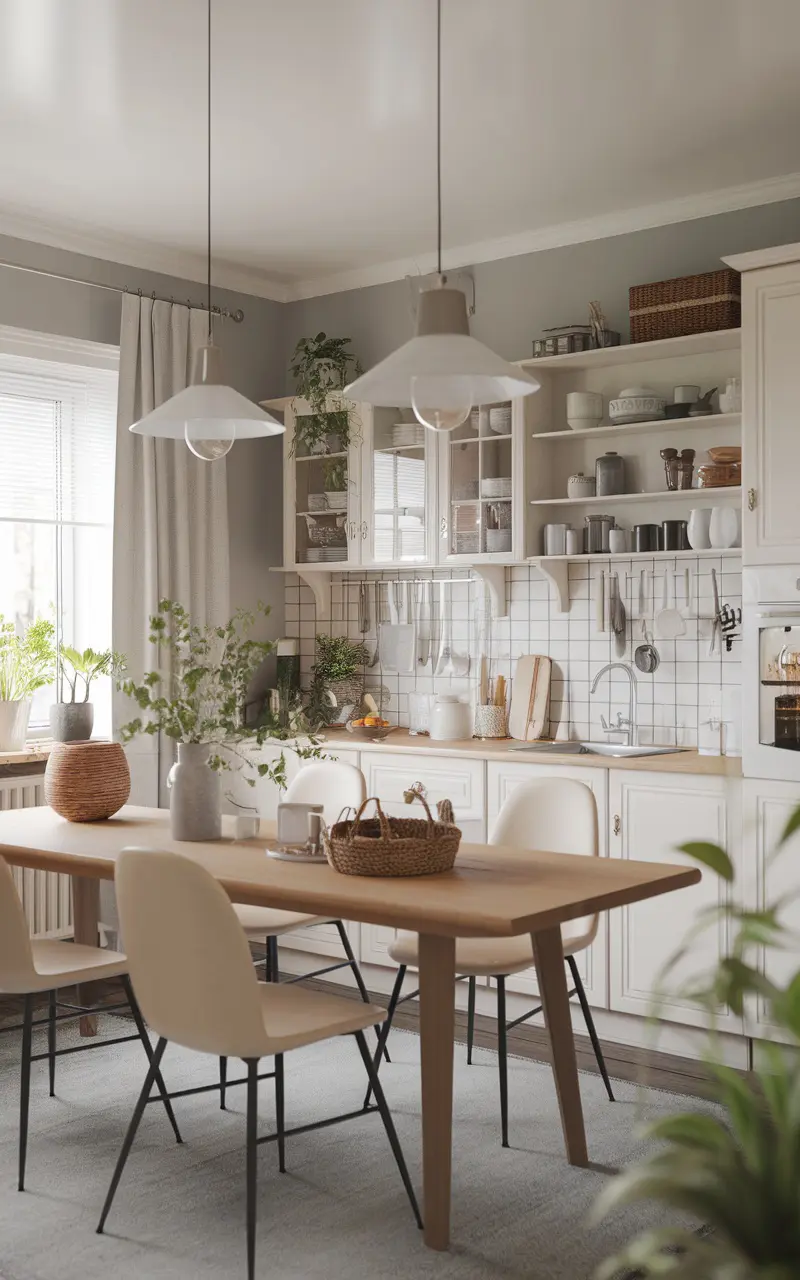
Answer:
[323,456,348,495]
[289,332,362,457]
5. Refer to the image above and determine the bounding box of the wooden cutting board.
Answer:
[508,655,552,741]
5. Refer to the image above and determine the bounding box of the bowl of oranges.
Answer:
[346,715,396,743]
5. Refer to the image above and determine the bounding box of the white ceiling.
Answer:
[1,0,800,301]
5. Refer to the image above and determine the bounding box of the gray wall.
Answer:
[281,197,800,377]
[0,233,285,643]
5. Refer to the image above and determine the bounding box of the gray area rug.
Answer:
[0,1017,709,1280]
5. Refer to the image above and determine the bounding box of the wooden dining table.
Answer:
[0,804,700,1250]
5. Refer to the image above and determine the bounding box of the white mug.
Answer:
[608,528,627,554]
[673,384,700,404]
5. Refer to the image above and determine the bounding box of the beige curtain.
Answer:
[112,295,230,807]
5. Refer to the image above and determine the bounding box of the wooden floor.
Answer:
[0,969,718,1100]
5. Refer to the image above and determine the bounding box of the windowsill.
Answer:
[0,742,54,767]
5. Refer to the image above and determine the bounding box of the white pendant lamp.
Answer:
[344,0,539,429]
[129,0,284,459]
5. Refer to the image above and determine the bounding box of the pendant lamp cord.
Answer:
[436,0,442,278]
[207,0,212,341]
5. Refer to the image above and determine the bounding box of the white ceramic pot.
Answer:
[167,742,222,841]
[608,529,628,554]
[687,507,712,550]
[430,695,472,742]
[567,472,596,499]
[709,506,739,549]
[0,699,32,752]
[566,391,603,431]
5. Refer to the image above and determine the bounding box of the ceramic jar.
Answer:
[719,378,742,414]
[608,528,628,554]
[566,391,603,431]
[44,740,130,822]
[430,695,472,742]
[687,508,712,550]
[167,742,222,841]
[567,471,596,499]
[709,507,739,549]
[0,699,32,752]
[595,451,625,496]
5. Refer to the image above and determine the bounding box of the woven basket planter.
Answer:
[629,268,740,343]
[45,740,130,822]
[324,794,461,878]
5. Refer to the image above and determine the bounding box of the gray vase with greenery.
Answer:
[167,743,222,841]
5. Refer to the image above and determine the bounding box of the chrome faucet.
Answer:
[590,662,638,746]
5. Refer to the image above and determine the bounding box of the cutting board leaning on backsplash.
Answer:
[508,655,552,741]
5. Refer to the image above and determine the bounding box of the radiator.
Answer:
[0,775,73,940]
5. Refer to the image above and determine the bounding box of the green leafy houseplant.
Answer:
[289,332,362,457]
[120,600,321,789]
[306,634,369,728]
[0,616,55,701]
[57,646,125,703]
[323,456,348,495]
[594,808,800,1280]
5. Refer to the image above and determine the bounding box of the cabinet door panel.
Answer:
[743,778,800,1041]
[486,761,608,1008]
[609,771,741,1030]
[361,751,486,837]
[742,264,800,564]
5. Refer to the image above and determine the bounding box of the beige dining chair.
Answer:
[224,759,386,1105]
[99,848,421,1280]
[367,777,614,1146]
[0,855,180,1192]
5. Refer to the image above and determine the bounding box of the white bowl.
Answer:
[608,394,665,424]
[567,415,602,431]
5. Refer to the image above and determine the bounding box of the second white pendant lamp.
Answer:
[345,0,539,427]
[129,0,284,459]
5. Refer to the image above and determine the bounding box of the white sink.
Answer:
[508,741,688,759]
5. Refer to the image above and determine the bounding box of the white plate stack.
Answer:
[481,477,512,499]
[392,422,426,448]
[304,548,348,563]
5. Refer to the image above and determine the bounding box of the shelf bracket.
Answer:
[295,569,330,617]
[471,565,508,618]
[530,558,570,614]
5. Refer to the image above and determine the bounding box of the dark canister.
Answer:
[634,523,659,552]
[662,519,689,551]
[775,695,800,751]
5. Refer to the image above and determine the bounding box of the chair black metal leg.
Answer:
[354,1030,422,1230]
[363,964,406,1110]
[274,1053,285,1173]
[47,989,57,1097]
[220,1056,228,1110]
[466,976,476,1066]
[334,920,389,1063]
[268,936,280,983]
[567,954,615,1102]
[18,995,33,1191]
[245,1059,259,1280]
[263,936,272,983]
[120,975,183,1143]
[97,1036,167,1233]
[496,977,509,1148]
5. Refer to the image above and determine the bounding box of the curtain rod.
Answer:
[0,257,244,323]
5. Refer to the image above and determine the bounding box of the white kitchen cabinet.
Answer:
[608,770,743,1031]
[486,760,608,1009]
[741,778,800,1042]
[732,250,800,565]
[282,396,362,569]
[437,399,525,563]
[360,749,486,841]
[358,407,437,566]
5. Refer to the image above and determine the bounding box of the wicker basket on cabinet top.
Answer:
[629,268,740,343]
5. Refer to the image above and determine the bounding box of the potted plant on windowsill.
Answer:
[50,646,125,743]
[0,616,55,752]
[119,600,323,841]
[289,332,362,458]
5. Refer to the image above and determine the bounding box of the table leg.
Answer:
[72,877,100,1037]
[418,932,456,1250]
[531,926,588,1167]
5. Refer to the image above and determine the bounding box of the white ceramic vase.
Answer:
[687,507,712,550]
[167,742,222,841]
[709,506,739,549]
[0,699,32,752]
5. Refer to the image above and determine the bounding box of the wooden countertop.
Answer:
[324,729,742,776]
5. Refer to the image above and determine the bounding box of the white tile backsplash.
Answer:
[283,556,742,748]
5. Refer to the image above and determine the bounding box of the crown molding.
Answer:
[0,207,291,304]
[723,240,800,273]
[285,170,800,302]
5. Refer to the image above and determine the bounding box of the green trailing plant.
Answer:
[289,332,362,457]
[594,806,800,1280]
[57,645,125,704]
[0,616,55,701]
[119,600,320,789]
[306,633,369,728]
[323,456,348,493]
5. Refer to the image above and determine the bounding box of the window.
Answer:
[0,328,119,735]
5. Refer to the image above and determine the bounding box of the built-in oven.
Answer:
[744,568,800,781]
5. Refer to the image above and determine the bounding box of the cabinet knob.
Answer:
[613,814,621,836]
[747,488,757,512]
[360,520,368,540]
[440,516,448,537]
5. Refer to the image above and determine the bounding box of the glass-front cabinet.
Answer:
[282,396,361,567]
[437,401,523,561]
[359,408,436,566]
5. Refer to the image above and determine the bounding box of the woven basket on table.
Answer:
[629,268,740,343]
[44,740,130,822]
[324,794,461,877]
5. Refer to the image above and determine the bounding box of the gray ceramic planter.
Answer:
[50,702,94,743]
[166,742,222,841]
